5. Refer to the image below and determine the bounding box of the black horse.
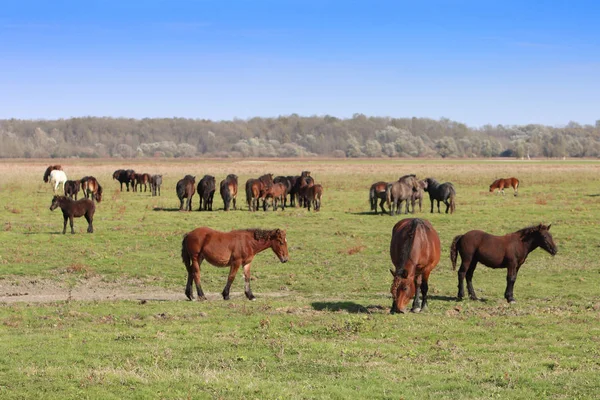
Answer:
[424,178,456,214]
[176,175,196,211]
[197,175,216,211]
[113,169,136,191]
[49,195,95,234]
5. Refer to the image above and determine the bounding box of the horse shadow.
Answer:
[347,211,396,216]
[311,301,387,314]
[153,207,184,212]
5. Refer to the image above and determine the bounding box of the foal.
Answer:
[49,195,95,234]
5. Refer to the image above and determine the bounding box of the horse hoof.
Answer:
[411,307,421,313]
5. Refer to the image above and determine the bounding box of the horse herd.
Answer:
[175,171,323,213]
[42,165,549,313]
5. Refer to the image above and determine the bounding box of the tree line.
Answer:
[1,115,599,159]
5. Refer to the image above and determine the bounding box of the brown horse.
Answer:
[245,174,273,211]
[132,173,151,192]
[450,224,557,303]
[410,179,427,213]
[220,174,238,211]
[263,182,288,211]
[43,165,62,183]
[386,174,418,216]
[489,177,520,196]
[181,227,289,301]
[390,218,441,314]
[49,195,95,234]
[80,176,103,203]
[64,180,81,200]
[176,175,196,211]
[369,181,388,214]
[305,184,323,211]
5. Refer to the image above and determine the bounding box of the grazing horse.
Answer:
[424,178,456,214]
[64,180,81,200]
[150,174,162,196]
[49,195,95,234]
[49,169,68,193]
[390,218,441,314]
[450,224,557,303]
[305,184,323,211]
[43,165,62,183]
[386,174,418,216]
[176,175,196,211]
[410,179,427,213]
[220,174,238,211]
[80,176,103,203]
[263,182,288,211]
[197,175,216,211]
[369,181,388,214]
[113,169,135,191]
[490,177,520,196]
[181,227,289,301]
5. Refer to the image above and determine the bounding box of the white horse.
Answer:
[49,169,68,193]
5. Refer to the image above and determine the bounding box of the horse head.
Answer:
[389,268,413,314]
[49,195,60,211]
[269,229,289,263]
[535,224,557,256]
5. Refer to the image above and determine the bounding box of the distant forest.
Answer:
[2,115,600,159]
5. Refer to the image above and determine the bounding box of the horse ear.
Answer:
[547,224,552,230]
[390,269,395,277]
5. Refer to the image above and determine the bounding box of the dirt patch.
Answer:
[0,276,289,304]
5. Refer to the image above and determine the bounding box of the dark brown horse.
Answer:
[197,175,216,211]
[220,174,238,211]
[43,165,62,183]
[113,169,135,191]
[245,174,273,212]
[150,174,162,196]
[386,174,418,216]
[305,184,323,211]
[176,175,196,211]
[49,195,95,234]
[489,177,520,196]
[390,218,441,314]
[181,227,289,301]
[369,181,388,214]
[80,176,103,203]
[263,182,288,211]
[64,180,81,200]
[450,224,557,303]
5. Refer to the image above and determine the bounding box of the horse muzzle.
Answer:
[279,257,289,263]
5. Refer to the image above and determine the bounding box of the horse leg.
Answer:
[465,262,478,300]
[457,256,473,300]
[411,274,423,313]
[69,215,75,234]
[62,214,68,234]
[420,270,431,311]
[444,199,450,214]
[379,198,386,214]
[222,264,241,300]
[504,264,519,303]
[191,256,206,300]
[85,213,93,233]
[437,200,441,213]
[243,263,255,300]
[430,199,434,213]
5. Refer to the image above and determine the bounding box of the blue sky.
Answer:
[1,0,599,127]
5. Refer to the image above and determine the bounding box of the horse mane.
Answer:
[394,219,424,277]
[399,174,416,180]
[516,224,544,238]
[251,228,280,241]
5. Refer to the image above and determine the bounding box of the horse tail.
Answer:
[245,181,253,210]
[369,185,376,212]
[394,219,422,275]
[181,233,191,271]
[385,183,393,215]
[220,181,231,211]
[450,234,463,270]
[449,185,456,214]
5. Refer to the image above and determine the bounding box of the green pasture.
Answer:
[0,159,599,399]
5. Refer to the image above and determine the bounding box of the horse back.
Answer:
[184,227,250,266]
[391,219,440,275]
[457,230,513,268]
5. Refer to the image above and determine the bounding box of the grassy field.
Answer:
[1,158,599,399]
